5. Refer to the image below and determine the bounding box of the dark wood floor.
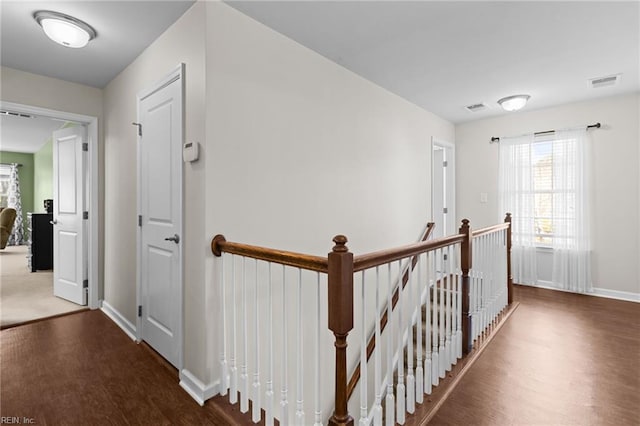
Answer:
[0,310,249,425]
[429,285,640,425]
[1,286,638,425]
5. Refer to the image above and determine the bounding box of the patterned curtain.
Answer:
[7,163,23,245]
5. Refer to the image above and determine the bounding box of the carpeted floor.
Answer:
[0,245,85,328]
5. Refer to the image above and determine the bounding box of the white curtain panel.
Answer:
[499,129,592,292]
[498,134,538,285]
[551,129,592,293]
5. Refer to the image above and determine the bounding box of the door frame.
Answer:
[0,100,100,309]
[135,63,184,369]
[431,137,456,237]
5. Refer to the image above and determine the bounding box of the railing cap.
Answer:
[332,235,349,252]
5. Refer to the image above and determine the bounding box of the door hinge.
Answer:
[83,211,88,220]
[138,305,142,317]
[132,122,142,137]
[443,160,448,167]
[138,215,142,227]
[443,207,448,214]
[83,279,88,288]
[82,142,88,152]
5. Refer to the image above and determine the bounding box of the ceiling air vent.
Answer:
[0,110,34,119]
[465,103,488,113]
[590,74,620,89]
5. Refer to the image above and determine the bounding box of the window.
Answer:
[531,136,577,246]
[499,128,591,292]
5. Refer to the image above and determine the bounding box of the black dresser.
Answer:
[27,213,53,272]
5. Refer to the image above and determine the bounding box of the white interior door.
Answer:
[52,126,87,305]
[432,139,456,237]
[138,67,183,368]
[432,147,445,239]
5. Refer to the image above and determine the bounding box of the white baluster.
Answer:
[220,253,228,396]
[406,259,415,414]
[431,251,439,387]
[313,272,322,426]
[415,253,424,402]
[295,269,304,425]
[385,263,395,426]
[373,267,382,426]
[281,266,289,425]
[359,271,368,426]
[438,249,446,379]
[445,247,452,370]
[483,235,489,332]
[265,263,274,426]
[252,260,261,423]
[241,258,249,413]
[396,261,405,425]
[230,255,238,404]
[423,253,432,395]
[503,229,508,310]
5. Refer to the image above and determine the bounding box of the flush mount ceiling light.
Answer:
[497,94,530,112]
[34,10,96,48]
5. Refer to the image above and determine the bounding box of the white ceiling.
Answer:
[1,1,194,153]
[0,114,64,153]
[0,1,638,126]
[227,1,640,123]
[1,1,195,88]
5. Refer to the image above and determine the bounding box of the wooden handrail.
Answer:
[471,222,510,238]
[211,234,328,273]
[353,233,465,273]
[346,222,435,401]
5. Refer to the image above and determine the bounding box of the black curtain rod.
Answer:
[490,122,601,143]
[0,162,23,167]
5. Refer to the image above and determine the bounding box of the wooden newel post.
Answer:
[504,213,513,304]
[328,235,355,426]
[459,219,472,355]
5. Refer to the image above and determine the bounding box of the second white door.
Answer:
[52,126,87,305]
[138,67,183,368]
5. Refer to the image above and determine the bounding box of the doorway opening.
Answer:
[431,138,456,238]
[0,101,100,329]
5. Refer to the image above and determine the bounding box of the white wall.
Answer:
[102,1,207,379]
[455,93,640,297]
[204,1,454,419]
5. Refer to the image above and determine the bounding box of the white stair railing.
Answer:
[211,214,513,425]
[214,251,329,425]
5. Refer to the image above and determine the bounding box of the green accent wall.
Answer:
[0,151,34,235]
[34,139,53,211]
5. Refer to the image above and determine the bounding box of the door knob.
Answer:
[164,234,180,244]
[50,219,57,225]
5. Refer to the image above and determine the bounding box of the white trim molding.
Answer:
[179,369,218,406]
[101,301,137,340]
[519,282,640,303]
[592,287,640,303]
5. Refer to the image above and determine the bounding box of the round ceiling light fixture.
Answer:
[34,10,96,48]
[497,94,530,112]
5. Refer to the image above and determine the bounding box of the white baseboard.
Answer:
[518,282,640,303]
[100,300,137,340]
[592,287,640,303]
[179,369,218,406]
